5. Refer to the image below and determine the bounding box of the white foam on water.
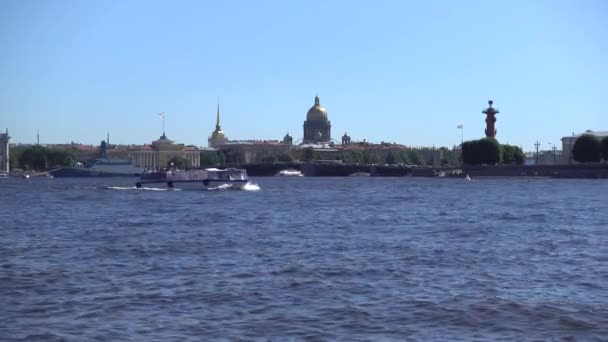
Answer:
[144,187,181,191]
[103,186,176,191]
[105,186,137,190]
[242,182,260,191]
[207,184,234,191]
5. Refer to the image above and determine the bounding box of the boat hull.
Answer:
[136,168,250,190]
[136,179,248,190]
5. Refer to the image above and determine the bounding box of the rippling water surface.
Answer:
[1,177,607,340]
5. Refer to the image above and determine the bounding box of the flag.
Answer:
[457,125,463,129]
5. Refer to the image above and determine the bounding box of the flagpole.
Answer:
[457,125,463,146]
[461,125,463,145]
[158,112,166,137]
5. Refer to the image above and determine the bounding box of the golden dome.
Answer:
[306,96,328,122]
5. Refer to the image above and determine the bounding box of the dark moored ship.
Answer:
[50,158,145,178]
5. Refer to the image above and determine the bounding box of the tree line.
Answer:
[571,134,608,163]
[201,147,461,167]
[11,145,74,171]
[462,138,524,165]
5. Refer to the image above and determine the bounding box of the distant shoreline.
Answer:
[39,161,608,179]
[240,162,608,179]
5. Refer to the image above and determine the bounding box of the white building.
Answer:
[561,130,608,164]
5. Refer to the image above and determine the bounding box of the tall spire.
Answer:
[216,97,221,131]
[314,94,320,106]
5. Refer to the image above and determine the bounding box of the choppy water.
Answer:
[1,177,607,341]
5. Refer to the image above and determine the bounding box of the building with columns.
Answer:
[0,129,9,173]
[129,134,200,169]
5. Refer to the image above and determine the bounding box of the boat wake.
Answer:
[52,183,259,192]
[207,182,261,192]
[206,184,234,191]
[103,186,178,191]
[242,182,261,191]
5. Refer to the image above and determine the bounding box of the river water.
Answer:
[1,177,607,340]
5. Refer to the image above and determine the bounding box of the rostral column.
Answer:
[482,100,499,138]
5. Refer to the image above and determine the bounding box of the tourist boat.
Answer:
[276,169,303,177]
[136,168,249,190]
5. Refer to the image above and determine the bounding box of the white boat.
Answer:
[276,169,303,177]
[136,168,250,190]
[464,174,471,181]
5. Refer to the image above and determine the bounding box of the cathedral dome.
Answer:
[306,96,328,122]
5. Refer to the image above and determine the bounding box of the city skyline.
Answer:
[1,0,606,150]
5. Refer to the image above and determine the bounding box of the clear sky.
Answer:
[1,0,606,151]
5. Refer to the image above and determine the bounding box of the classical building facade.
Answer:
[217,141,291,164]
[303,96,331,144]
[0,129,9,172]
[129,134,200,169]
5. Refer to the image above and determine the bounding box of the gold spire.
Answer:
[216,97,221,131]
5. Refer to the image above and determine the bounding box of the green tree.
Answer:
[462,139,501,165]
[512,146,525,165]
[9,147,24,170]
[572,134,601,163]
[385,151,398,165]
[364,152,381,164]
[601,137,608,162]
[407,150,424,165]
[351,151,365,163]
[478,138,501,165]
[500,144,524,165]
[501,144,512,164]
[462,140,480,165]
[398,150,411,165]
[48,149,73,167]
[19,146,49,170]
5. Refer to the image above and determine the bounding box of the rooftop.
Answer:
[562,130,608,139]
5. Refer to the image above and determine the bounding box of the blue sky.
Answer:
[1,0,606,151]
